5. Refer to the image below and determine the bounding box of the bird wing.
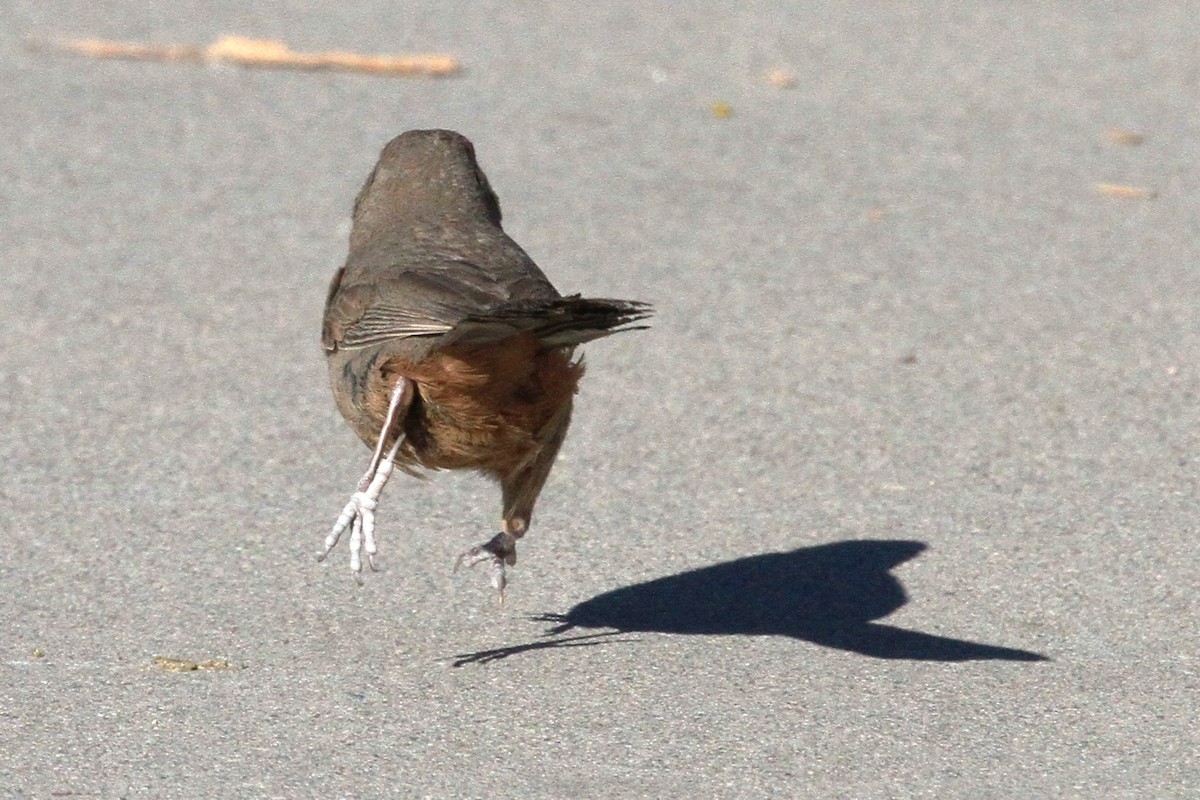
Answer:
[322,257,552,352]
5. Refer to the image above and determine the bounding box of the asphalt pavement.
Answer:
[2,2,1197,797]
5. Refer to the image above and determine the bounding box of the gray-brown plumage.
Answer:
[319,129,650,598]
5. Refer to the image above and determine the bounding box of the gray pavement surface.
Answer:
[2,2,1198,797]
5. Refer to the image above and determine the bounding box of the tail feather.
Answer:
[444,295,652,349]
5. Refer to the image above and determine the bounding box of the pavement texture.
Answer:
[2,2,1198,797]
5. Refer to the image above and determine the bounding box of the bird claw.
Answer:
[319,490,381,582]
[454,532,517,604]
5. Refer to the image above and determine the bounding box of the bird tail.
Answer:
[442,295,652,349]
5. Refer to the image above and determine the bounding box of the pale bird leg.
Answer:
[319,377,412,582]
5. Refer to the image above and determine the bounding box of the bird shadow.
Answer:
[450,539,1048,666]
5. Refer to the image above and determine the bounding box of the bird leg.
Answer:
[320,377,413,583]
[454,525,520,604]
[454,399,573,603]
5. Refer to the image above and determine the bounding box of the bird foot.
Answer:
[454,532,517,604]
[318,489,382,584]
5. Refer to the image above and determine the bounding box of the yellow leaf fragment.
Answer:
[151,656,244,672]
[710,102,733,119]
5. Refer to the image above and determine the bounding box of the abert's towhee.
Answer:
[319,129,651,599]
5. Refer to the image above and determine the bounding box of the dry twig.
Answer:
[36,34,461,77]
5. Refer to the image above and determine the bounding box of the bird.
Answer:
[318,129,651,600]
